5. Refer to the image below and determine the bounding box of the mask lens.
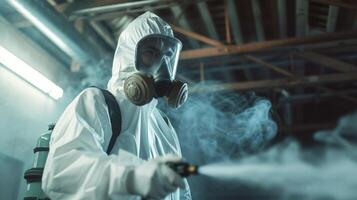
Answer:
[140,47,161,66]
[135,35,182,80]
[138,37,163,67]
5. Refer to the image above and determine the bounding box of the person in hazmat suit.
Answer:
[42,12,191,200]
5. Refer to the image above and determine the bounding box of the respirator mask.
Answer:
[124,34,188,109]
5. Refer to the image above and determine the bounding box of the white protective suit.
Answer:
[42,12,191,200]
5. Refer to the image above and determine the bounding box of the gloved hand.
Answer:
[127,154,185,199]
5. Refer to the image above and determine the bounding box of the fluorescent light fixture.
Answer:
[9,1,72,57]
[0,45,63,100]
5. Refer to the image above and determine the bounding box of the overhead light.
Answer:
[0,45,63,100]
[9,0,72,57]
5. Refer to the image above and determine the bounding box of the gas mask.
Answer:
[124,34,188,109]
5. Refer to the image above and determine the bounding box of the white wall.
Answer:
[0,14,74,199]
[0,66,70,199]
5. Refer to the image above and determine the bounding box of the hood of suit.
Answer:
[107,12,178,94]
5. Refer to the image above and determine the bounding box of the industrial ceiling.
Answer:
[1,0,357,143]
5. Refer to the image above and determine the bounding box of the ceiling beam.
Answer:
[277,0,287,38]
[295,0,309,109]
[222,2,237,81]
[110,15,132,37]
[293,51,357,72]
[296,0,309,36]
[191,72,357,93]
[68,0,173,16]
[225,0,250,80]
[249,0,270,78]
[310,0,357,10]
[224,0,232,44]
[251,0,265,41]
[319,87,357,104]
[180,31,357,60]
[65,0,126,14]
[67,1,175,20]
[226,0,243,44]
[180,55,357,78]
[279,89,357,104]
[8,0,102,66]
[197,1,220,40]
[170,5,200,49]
[243,55,294,77]
[326,5,339,32]
[244,50,357,104]
[171,24,224,47]
[89,21,116,49]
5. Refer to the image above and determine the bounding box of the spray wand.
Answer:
[142,162,198,200]
[166,161,199,177]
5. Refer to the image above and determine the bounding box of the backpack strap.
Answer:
[91,87,122,154]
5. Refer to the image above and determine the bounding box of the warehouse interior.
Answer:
[0,0,356,199]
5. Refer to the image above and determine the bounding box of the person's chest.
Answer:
[111,106,181,159]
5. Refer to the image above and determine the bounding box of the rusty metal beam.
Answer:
[171,24,224,47]
[245,53,357,104]
[224,0,232,44]
[180,31,357,60]
[191,72,357,93]
[294,51,357,72]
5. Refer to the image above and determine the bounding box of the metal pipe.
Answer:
[90,21,116,49]
[8,0,100,65]
[72,0,174,16]
[280,90,293,135]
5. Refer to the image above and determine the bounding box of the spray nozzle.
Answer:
[166,161,199,177]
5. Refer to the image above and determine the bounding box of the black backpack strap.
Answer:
[91,87,122,154]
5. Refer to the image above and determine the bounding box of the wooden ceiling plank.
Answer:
[180,31,357,60]
[191,72,357,92]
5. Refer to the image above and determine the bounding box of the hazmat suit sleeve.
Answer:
[42,88,143,200]
[180,179,192,200]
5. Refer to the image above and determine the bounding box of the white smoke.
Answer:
[63,56,113,98]
[199,112,357,200]
[162,86,278,163]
